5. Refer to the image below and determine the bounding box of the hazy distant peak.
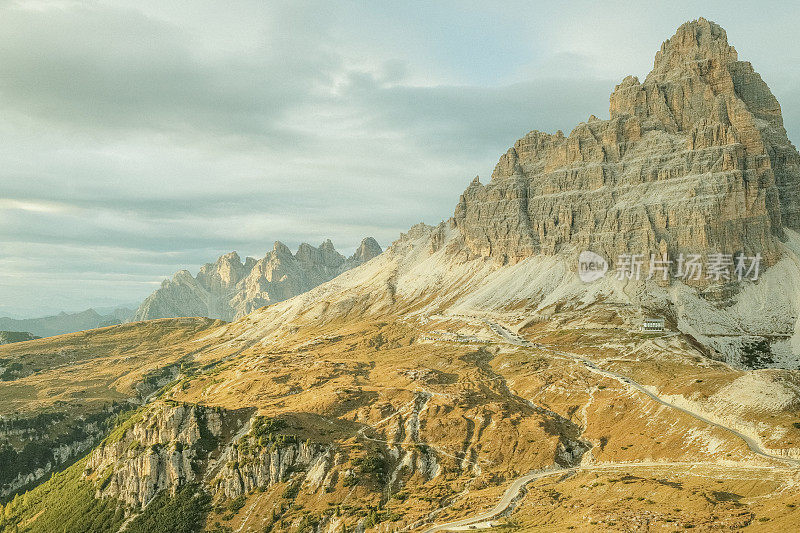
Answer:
[133,236,382,322]
[273,241,292,255]
[350,237,382,263]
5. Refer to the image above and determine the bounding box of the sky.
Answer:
[1,0,800,318]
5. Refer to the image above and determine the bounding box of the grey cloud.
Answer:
[1,1,798,316]
[0,4,332,138]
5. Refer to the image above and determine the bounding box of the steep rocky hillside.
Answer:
[0,318,226,500]
[133,238,382,322]
[5,311,800,531]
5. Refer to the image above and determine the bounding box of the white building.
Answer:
[641,317,665,332]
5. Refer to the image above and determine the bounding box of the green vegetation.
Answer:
[296,511,321,532]
[282,481,301,500]
[225,495,246,513]
[0,407,126,499]
[249,416,297,448]
[251,416,287,437]
[0,362,26,381]
[0,332,40,345]
[0,459,125,533]
[353,452,389,484]
[0,441,53,489]
[740,338,773,368]
[100,406,144,444]
[125,484,211,533]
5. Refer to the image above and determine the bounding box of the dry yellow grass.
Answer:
[0,317,225,415]
[5,303,800,530]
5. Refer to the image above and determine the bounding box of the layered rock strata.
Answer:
[454,18,800,276]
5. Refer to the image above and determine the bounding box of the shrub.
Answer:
[126,484,211,533]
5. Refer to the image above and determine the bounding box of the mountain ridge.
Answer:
[0,308,134,338]
[133,237,382,322]
[454,17,799,273]
[215,18,800,368]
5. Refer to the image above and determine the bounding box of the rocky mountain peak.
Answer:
[610,18,784,138]
[454,19,800,273]
[350,237,383,263]
[197,250,249,291]
[219,250,241,262]
[134,236,383,322]
[318,239,346,267]
[295,241,346,269]
[651,18,735,77]
[273,241,292,255]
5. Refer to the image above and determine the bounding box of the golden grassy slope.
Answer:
[5,299,800,531]
[511,463,800,531]
[0,317,225,415]
[157,310,800,530]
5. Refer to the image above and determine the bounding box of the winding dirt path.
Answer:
[421,467,567,532]
[422,461,794,532]
[418,319,800,532]
[485,320,800,468]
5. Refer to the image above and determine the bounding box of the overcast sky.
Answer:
[1,0,799,317]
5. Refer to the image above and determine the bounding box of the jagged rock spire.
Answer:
[133,237,383,321]
[454,19,800,272]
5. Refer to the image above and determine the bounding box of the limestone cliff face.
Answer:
[133,237,382,321]
[210,439,333,500]
[80,398,480,515]
[85,402,250,508]
[1,425,104,499]
[454,18,800,272]
[83,404,345,512]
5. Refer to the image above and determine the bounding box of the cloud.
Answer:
[1,0,799,316]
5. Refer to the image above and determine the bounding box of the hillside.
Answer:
[0,318,225,500]
[0,331,39,346]
[2,17,800,533]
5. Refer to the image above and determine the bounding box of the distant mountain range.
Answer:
[133,237,382,321]
[0,307,134,338]
[2,238,383,339]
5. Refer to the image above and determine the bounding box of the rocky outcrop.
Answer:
[133,237,382,321]
[210,439,334,500]
[454,18,800,276]
[347,236,383,267]
[0,406,127,499]
[2,433,100,498]
[83,403,338,509]
[81,399,464,515]
[85,402,245,508]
